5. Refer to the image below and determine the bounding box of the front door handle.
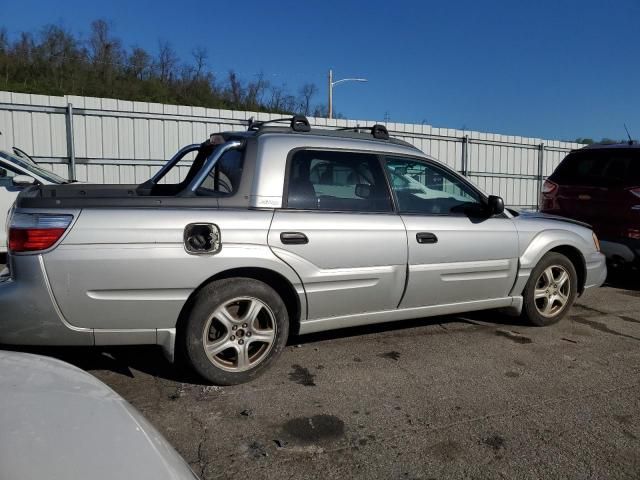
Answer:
[280,232,309,245]
[416,232,438,244]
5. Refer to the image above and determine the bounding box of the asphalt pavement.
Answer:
[2,264,640,479]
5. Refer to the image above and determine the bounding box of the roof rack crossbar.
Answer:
[247,115,310,132]
[248,115,392,141]
[336,123,389,140]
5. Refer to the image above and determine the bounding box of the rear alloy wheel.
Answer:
[185,278,289,385]
[522,252,577,326]
[203,296,277,372]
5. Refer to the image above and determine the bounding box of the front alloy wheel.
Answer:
[534,265,571,318]
[522,252,577,326]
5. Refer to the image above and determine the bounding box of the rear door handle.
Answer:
[416,232,438,244]
[280,232,309,245]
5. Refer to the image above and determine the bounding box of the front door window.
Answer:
[385,157,484,216]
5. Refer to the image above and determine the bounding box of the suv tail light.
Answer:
[628,187,640,199]
[8,213,73,253]
[541,180,558,195]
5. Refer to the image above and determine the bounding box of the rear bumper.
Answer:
[583,251,607,291]
[0,255,93,346]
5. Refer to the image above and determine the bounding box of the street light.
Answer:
[328,69,368,119]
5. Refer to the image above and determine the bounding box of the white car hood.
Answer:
[0,351,197,480]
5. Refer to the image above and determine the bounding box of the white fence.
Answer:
[0,91,581,209]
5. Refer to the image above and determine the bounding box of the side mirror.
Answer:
[12,175,36,187]
[355,183,371,199]
[487,195,505,215]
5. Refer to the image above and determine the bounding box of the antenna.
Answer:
[624,123,633,145]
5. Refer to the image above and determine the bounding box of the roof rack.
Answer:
[247,115,311,132]
[336,123,390,140]
[248,115,390,141]
[334,124,388,139]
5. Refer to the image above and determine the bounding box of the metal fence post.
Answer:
[65,102,76,181]
[461,135,469,176]
[537,142,545,210]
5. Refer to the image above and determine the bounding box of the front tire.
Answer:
[521,252,577,326]
[184,278,289,385]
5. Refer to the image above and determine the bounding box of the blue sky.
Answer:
[3,0,639,141]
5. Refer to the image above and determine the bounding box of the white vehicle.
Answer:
[0,351,198,479]
[0,149,67,252]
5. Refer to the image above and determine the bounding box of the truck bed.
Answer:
[15,184,234,209]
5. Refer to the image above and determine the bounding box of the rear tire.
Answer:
[521,252,577,326]
[184,278,289,385]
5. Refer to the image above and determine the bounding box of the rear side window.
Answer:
[551,149,640,187]
[0,163,19,187]
[286,150,393,212]
[198,149,244,196]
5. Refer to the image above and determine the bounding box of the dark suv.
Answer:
[540,143,640,268]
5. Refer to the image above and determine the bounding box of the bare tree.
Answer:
[0,28,8,53]
[89,19,123,68]
[269,84,297,113]
[156,41,178,83]
[0,28,8,86]
[298,83,318,115]
[191,47,208,79]
[245,73,269,111]
[312,104,329,118]
[38,24,83,90]
[127,47,151,80]
[226,70,244,105]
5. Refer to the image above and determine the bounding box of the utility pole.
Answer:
[327,69,368,119]
[328,69,333,120]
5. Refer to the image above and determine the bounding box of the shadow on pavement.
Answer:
[290,309,525,346]
[0,343,209,385]
[1,309,525,383]
[604,269,640,291]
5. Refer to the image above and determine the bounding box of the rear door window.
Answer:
[286,150,393,212]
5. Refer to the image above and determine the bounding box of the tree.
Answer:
[191,47,207,80]
[89,20,123,70]
[245,74,270,111]
[312,104,329,118]
[0,18,309,115]
[127,47,152,80]
[298,83,318,115]
[156,41,178,83]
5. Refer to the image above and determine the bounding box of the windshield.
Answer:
[0,151,68,184]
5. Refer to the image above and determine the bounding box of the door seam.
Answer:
[396,214,411,308]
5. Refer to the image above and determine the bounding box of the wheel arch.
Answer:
[175,267,304,350]
[513,229,592,297]
[548,245,587,294]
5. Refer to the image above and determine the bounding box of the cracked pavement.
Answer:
[3,266,640,479]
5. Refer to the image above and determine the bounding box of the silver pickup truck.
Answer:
[0,117,606,385]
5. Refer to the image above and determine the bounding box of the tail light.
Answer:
[628,187,640,199]
[541,180,558,195]
[8,213,73,253]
